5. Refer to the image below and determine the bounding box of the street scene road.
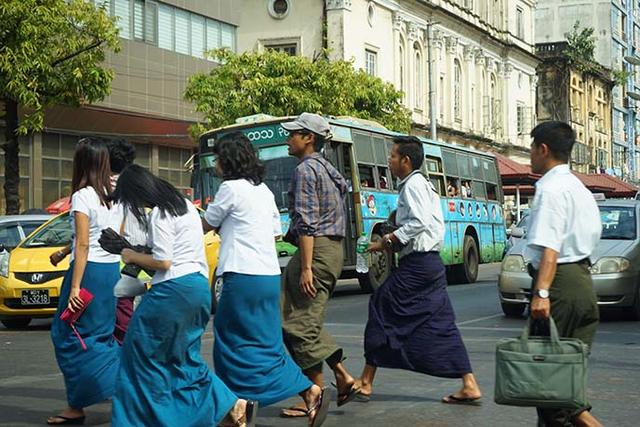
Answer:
[1,264,638,427]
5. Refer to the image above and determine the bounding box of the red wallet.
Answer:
[60,288,94,350]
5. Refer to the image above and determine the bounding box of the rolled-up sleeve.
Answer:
[394,182,431,244]
[149,208,173,261]
[527,191,567,253]
[293,165,319,236]
[204,182,235,228]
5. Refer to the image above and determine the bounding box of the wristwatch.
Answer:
[534,289,550,299]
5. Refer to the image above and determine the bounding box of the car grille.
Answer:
[14,271,66,285]
[4,297,59,309]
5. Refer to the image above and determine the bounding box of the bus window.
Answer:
[373,136,387,164]
[486,183,498,200]
[471,156,484,180]
[425,158,442,174]
[359,164,375,188]
[442,150,458,176]
[457,154,471,179]
[430,176,445,196]
[446,178,460,197]
[377,166,391,190]
[353,132,375,163]
[472,181,487,199]
[482,159,498,183]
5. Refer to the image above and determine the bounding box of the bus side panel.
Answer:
[440,199,456,265]
[491,203,507,260]
[359,190,398,236]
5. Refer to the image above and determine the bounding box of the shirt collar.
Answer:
[536,164,570,188]
[299,152,322,163]
[398,170,422,190]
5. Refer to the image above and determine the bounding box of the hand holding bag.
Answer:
[494,317,589,409]
[59,288,94,351]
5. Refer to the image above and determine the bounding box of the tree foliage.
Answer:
[0,0,119,213]
[185,49,411,136]
[565,21,597,73]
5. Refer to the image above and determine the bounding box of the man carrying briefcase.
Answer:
[525,121,603,427]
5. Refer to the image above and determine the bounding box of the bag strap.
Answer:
[520,317,563,353]
[307,156,344,193]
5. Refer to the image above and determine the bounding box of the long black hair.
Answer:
[107,138,136,174]
[213,131,265,185]
[111,164,188,226]
[72,137,112,207]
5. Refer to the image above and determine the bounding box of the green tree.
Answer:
[0,0,119,214]
[565,21,597,70]
[184,49,411,137]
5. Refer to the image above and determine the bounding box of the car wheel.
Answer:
[1,318,32,329]
[357,233,392,293]
[501,303,526,318]
[628,287,640,321]
[450,235,479,284]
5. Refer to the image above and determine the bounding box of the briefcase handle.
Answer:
[519,317,563,353]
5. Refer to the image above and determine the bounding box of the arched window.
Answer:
[414,42,422,109]
[454,59,462,121]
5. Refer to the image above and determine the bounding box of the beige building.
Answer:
[237,0,539,163]
[537,42,614,174]
[0,0,238,212]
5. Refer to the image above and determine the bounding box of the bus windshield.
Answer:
[201,144,296,211]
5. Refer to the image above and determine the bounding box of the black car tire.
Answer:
[1,318,31,329]
[628,287,640,321]
[501,303,526,318]
[357,233,392,293]
[450,235,479,284]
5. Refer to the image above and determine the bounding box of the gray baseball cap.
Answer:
[282,113,332,138]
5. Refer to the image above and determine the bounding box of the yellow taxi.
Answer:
[0,209,220,329]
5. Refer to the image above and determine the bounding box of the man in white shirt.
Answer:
[526,121,602,427]
[355,136,482,405]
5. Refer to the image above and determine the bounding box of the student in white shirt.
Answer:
[355,136,482,405]
[48,138,122,425]
[109,165,257,427]
[203,132,329,427]
[526,121,602,427]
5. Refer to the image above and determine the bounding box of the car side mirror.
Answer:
[510,227,526,238]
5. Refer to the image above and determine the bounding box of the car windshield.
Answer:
[599,206,636,240]
[515,215,529,229]
[21,213,73,248]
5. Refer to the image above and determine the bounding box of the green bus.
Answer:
[195,115,506,292]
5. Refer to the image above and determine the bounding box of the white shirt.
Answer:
[525,164,601,269]
[148,202,209,285]
[394,171,445,259]
[70,186,121,263]
[205,179,281,275]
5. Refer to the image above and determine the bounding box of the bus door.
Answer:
[324,140,357,268]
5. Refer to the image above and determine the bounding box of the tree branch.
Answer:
[51,39,103,67]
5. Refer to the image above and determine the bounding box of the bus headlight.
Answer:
[590,257,630,274]
[502,255,526,273]
[0,252,10,278]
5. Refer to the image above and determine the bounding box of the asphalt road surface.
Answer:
[1,263,639,426]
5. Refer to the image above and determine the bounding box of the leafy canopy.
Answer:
[185,49,411,135]
[0,0,120,133]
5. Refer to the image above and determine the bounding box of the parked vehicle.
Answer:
[498,199,640,320]
[0,215,52,253]
[0,209,220,329]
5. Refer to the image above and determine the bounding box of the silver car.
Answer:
[498,200,640,319]
[0,215,53,252]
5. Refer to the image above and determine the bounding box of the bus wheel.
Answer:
[357,233,392,293]
[452,235,479,284]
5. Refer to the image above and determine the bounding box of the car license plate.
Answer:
[20,289,50,305]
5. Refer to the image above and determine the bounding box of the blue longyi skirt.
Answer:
[214,272,312,406]
[112,272,237,427]
[51,261,121,408]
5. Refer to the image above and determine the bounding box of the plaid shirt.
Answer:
[287,153,347,239]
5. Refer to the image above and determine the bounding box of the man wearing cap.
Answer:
[279,113,360,417]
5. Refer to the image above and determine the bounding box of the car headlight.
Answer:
[0,251,10,278]
[590,257,631,274]
[501,255,526,273]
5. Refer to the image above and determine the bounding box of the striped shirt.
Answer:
[287,153,347,240]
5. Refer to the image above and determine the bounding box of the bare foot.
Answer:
[301,384,322,410]
[220,399,247,427]
[47,407,85,425]
[280,401,309,418]
[354,378,372,397]
[574,411,603,427]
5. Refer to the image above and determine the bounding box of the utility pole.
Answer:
[426,21,437,142]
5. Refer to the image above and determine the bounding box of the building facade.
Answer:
[236,0,539,163]
[0,0,238,213]
[536,0,640,180]
[536,42,614,174]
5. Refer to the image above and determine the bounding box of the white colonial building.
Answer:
[236,0,539,162]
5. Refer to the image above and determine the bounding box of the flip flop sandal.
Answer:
[280,406,308,418]
[336,384,361,407]
[46,415,86,425]
[243,400,258,427]
[308,388,331,427]
[441,394,482,406]
[355,391,372,403]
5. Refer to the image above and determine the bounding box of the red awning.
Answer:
[46,197,70,214]
[496,153,540,185]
